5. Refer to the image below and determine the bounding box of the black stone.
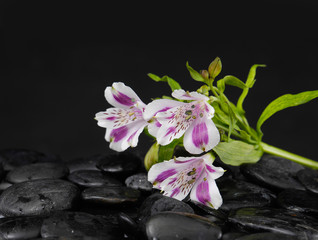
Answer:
[0,182,12,192]
[66,154,103,173]
[235,232,300,240]
[0,179,80,216]
[96,152,141,176]
[221,232,246,240]
[0,148,61,171]
[41,211,121,239]
[240,154,305,191]
[146,212,222,240]
[216,178,275,212]
[228,207,318,237]
[117,212,140,238]
[277,189,318,215]
[67,170,122,188]
[125,173,153,191]
[6,162,69,184]
[137,193,194,228]
[81,186,140,204]
[0,216,44,239]
[297,168,318,195]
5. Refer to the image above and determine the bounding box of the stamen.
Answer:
[185,110,192,115]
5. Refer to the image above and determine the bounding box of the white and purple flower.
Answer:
[95,82,148,152]
[148,153,225,209]
[144,89,220,154]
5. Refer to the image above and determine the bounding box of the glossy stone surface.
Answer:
[137,193,194,228]
[96,152,141,176]
[297,168,318,195]
[240,155,305,191]
[277,189,318,215]
[0,148,61,171]
[125,173,153,191]
[217,178,275,212]
[81,186,140,204]
[228,207,318,236]
[146,212,222,240]
[41,211,121,239]
[0,216,44,239]
[0,179,80,216]
[68,170,122,188]
[6,162,69,184]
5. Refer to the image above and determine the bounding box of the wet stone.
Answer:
[67,170,122,188]
[66,154,103,173]
[81,186,140,204]
[0,148,61,171]
[137,193,194,228]
[125,173,153,191]
[240,154,305,191]
[277,189,318,215]
[0,179,80,216]
[235,232,300,240]
[146,212,222,240]
[0,216,44,239]
[41,211,121,239]
[117,212,140,238]
[228,207,318,237]
[297,168,318,195]
[96,152,141,177]
[6,162,69,184]
[216,178,275,212]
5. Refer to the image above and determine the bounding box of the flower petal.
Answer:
[183,118,220,154]
[172,89,209,101]
[155,104,195,145]
[147,119,162,137]
[148,156,205,201]
[105,82,145,109]
[202,154,225,180]
[105,120,147,152]
[190,169,223,209]
[143,99,183,121]
[95,107,143,129]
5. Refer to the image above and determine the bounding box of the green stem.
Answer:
[260,142,318,169]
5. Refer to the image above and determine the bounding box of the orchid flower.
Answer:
[148,153,225,209]
[144,89,220,154]
[95,82,148,152]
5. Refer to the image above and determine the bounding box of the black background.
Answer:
[1,1,318,161]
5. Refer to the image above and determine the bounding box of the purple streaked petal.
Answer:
[155,169,177,183]
[105,82,145,109]
[148,156,205,201]
[110,126,128,142]
[190,170,223,209]
[106,120,147,152]
[192,121,209,148]
[112,91,136,106]
[184,118,220,154]
[95,108,144,129]
[143,99,184,121]
[206,165,215,173]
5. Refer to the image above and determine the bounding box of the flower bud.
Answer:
[208,57,222,79]
[200,70,209,80]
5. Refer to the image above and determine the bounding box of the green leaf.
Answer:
[213,140,263,166]
[166,76,182,91]
[147,73,162,82]
[236,64,266,114]
[144,143,159,171]
[186,61,206,82]
[158,138,181,162]
[148,73,182,92]
[256,90,318,136]
[221,75,247,89]
[246,64,266,88]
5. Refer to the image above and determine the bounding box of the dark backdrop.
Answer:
[1,1,318,161]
